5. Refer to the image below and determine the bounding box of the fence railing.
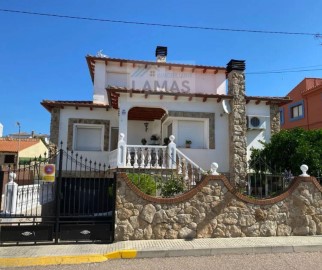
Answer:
[176,149,205,186]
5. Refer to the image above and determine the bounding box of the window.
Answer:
[291,104,303,118]
[4,154,15,163]
[177,120,206,149]
[74,125,104,151]
[279,108,284,125]
[289,100,304,121]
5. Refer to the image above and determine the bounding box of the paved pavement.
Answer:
[1,236,322,268]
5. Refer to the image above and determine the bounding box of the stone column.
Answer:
[50,107,60,146]
[227,60,247,187]
[270,104,280,135]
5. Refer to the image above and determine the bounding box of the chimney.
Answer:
[155,46,167,63]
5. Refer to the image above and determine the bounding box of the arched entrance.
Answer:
[127,107,167,145]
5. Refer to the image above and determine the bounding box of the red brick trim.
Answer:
[118,173,322,205]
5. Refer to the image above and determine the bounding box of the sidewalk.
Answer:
[1,236,322,267]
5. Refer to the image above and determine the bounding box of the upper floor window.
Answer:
[289,100,304,121]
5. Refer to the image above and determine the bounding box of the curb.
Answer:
[0,250,137,268]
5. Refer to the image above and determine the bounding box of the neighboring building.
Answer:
[0,138,48,167]
[8,131,50,144]
[41,47,290,180]
[279,78,322,130]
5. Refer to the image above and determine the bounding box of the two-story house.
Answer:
[279,78,322,130]
[42,47,290,183]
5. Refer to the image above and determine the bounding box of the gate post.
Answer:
[3,172,18,214]
[0,170,4,210]
[54,148,63,244]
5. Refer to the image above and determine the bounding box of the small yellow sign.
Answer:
[43,164,56,182]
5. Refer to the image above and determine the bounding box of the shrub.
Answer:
[158,175,185,197]
[127,173,157,196]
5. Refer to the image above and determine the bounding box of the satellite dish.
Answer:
[222,99,232,114]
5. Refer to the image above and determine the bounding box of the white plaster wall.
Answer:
[246,102,271,160]
[58,107,118,164]
[118,94,230,172]
[178,148,218,172]
[93,61,107,104]
[127,120,154,145]
[93,62,227,104]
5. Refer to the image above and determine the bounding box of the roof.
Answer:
[0,138,41,153]
[301,82,322,96]
[107,86,291,109]
[41,100,110,112]
[86,55,226,83]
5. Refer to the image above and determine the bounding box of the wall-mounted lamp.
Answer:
[144,122,149,132]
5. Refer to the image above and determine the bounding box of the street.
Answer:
[5,251,322,270]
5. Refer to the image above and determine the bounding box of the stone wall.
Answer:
[115,173,322,241]
[49,108,60,145]
[270,104,281,135]
[227,66,247,187]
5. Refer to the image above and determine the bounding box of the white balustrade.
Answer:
[176,149,205,186]
[124,145,167,168]
[4,175,54,215]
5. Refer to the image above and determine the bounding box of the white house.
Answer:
[42,47,290,183]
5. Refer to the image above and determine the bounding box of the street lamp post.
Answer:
[16,122,21,168]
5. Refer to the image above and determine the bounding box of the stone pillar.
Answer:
[226,60,247,187]
[50,107,60,146]
[270,104,280,135]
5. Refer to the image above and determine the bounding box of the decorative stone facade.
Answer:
[115,173,322,241]
[166,111,215,149]
[67,118,110,151]
[270,104,280,135]
[50,108,60,145]
[226,60,247,187]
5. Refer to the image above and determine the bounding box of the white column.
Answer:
[4,172,18,214]
[167,135,176,169]
[119,107,128,143]
[117,133,127,167]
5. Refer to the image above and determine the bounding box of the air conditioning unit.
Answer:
[247,115,267,130]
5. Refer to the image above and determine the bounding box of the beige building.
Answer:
[0,138,48,167]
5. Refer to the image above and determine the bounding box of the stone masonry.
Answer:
[270,104,281,135]
[49,107,60,146]
[115,173,322,241]
[226,60,248,187]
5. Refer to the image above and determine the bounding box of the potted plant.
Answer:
[163,137,170,146]
[150,135,159,145]
[185,140,192,148]
[141,138,147,145]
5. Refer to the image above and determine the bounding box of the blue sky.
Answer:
[1,0,322,136]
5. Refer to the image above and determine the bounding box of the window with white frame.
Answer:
[74,124,104,151]
[289,100,304,121]
[177,120,206,149]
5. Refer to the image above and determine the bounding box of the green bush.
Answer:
[249,128,322,176]
[127,173,157,196]
[158,175,185,197]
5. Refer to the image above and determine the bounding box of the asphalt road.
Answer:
[7,251,322,270]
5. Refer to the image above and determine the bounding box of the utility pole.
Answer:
[16,122,21,168]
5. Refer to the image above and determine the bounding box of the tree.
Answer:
[249,128,322,176]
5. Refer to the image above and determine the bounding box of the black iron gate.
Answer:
[0,148,116,245]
